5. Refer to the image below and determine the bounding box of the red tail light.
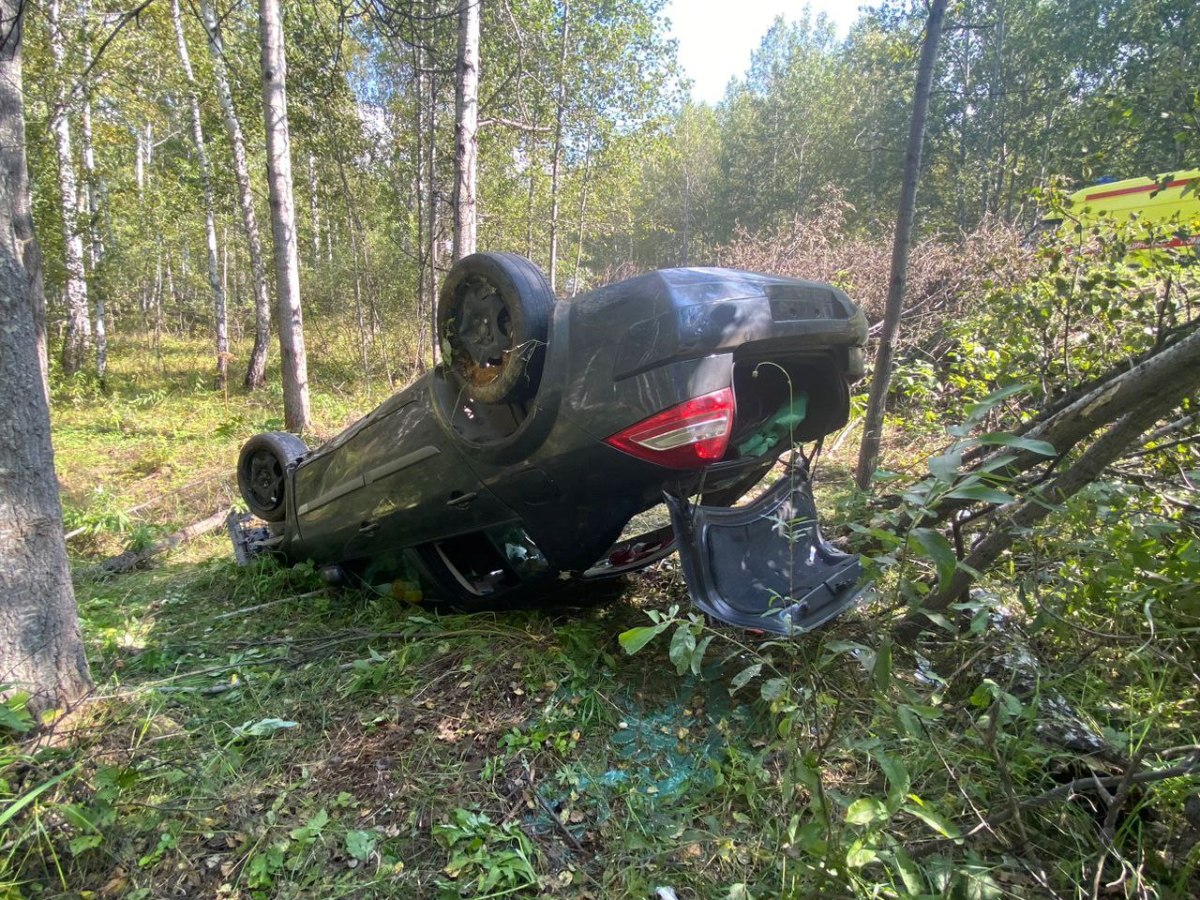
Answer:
[604,387,735,468]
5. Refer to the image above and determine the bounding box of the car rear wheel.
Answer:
[438,252,554,405]
[236,431,308,522]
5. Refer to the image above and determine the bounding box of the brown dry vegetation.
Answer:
[715,196,1037,351]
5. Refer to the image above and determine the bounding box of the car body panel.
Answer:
[235,265,870,630]
[667,465,868,635]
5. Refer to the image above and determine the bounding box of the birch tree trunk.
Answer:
[172,0,228,389]
[200,0,272,390]
[307,151,320,264]
[547,0,569,292]
[452,0,480,261]
[854,0,948,490]
[79,2,106,382]
[259,0,311,431]
[0,0,91,713]
[571,136,592,296]
[134,127,145,195]
[525,135,535,259]
[48,0,92,376]
[339,163,372,398]
[81,95,106,380]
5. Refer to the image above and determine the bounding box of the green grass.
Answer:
[2,333,1198,898]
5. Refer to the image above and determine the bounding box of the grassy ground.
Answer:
[3,334,1198,898]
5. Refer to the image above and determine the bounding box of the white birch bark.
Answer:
[80,95,106,380]
[134,127,144,195]
[452,0,480,261]
[307,151,320,263]
[172,0,228,389]
[200,0,272,390]
[48,0,91,376]
[259,0,311,431]
[79,0,106,381]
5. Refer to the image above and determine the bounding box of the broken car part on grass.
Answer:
[230,253,869,635]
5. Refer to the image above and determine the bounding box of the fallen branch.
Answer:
[972,755,1200,835]
[86,509,230,577]
[65,470,233,541]
[211,589,329,620]
[534,790,586,853]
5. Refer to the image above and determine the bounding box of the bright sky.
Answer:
[664,0,864,104]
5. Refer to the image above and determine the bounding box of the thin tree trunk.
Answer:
[426,5,439,365]
[855,0,948,490]
[166,255,179,309]
[48,0,91,376]
[525,135,535,259]
[307,151,320,264]
[259,0,311,431]
[548,0,569,292]
[136,126,149,325]
[153,250,163,360]
[135,126,145,195]
[337,159,371,396]
[79,2,106,383]
[412,52,428,370]
[681,112,692,266]
[81,96,106,381]
[201,0,272,391]
[172,0,228,390]
[452,0,480,261]
[571,136,592,296]
[0,0,91,713]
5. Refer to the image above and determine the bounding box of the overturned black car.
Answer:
[231,253,869,634]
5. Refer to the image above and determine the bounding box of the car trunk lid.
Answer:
[666,463,867,635]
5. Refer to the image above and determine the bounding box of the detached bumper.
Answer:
[666,466,867,635]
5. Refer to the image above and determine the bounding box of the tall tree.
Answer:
[172,0,228,390]
[200,0,273,391]
[855,0,948,490]
[452,0,480,261]
[0,0,92,713]
[307,151,320,263]
[547,0,569,292]
[78,1,106,381]
[259,0,311,431]
[47,0,91,375]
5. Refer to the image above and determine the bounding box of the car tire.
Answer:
[438,252,555,405]
[236,431,308,522]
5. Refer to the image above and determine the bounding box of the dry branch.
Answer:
[973,755,1200,835]
[211,589,329,620]
[86,509,229,577]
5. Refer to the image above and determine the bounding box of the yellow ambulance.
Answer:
[1061,168,1200,251]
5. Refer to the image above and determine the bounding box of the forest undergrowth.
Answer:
[3,229,1200,898]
